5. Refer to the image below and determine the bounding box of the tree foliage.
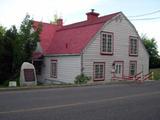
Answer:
[0,25,6,36]
[20,15,36,61]
[0,26,6,83]
[0,25,17,83]
[142,35,160,68]
[0,25,6,58]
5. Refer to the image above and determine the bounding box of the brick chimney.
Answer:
[86,9,99,21]
[57,18,63,26]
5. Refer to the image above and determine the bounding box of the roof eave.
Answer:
[44,53,81,57]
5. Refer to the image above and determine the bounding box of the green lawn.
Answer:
[150,68,160,80]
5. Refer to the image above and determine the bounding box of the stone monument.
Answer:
[20,62,37,86]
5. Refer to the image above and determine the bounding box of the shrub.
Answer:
[74,74,91,84]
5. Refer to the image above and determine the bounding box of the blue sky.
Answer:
[0,0,160,51]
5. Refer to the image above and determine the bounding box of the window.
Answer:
[101,32,113,55]
[50,60,57,78]
[129,61,137,76]
[93,62,105,81]
[129,36,138,56]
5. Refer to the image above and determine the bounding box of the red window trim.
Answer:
[93,62,105,81]
[129,60,137,76]
[100,31,114,55]
[50,59,58,78]
[129,36,139,57]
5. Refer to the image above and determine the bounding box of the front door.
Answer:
[114,61,123,78]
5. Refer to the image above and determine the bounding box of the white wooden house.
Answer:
[33,10,149,84]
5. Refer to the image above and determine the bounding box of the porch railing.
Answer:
[112,71,153,83]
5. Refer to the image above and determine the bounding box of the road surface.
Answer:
[0,81,160,120]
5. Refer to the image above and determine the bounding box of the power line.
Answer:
[130,16,160,21]
[128,9,160,18]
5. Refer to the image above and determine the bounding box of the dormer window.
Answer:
[129,36,138,56]
[100,31,113,55]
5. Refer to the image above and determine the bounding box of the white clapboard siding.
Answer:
[83,13,149,82]
[40,55,81,83]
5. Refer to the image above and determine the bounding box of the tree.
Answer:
[142,35,160,68]
[0,14,42,85]
[0,25,6,58]
[0,25,6,84]
[0,25,6,36]
[50,14,61,24]
[19,14,37,62]
[13,14,42,73]
[0,25,17,84]
[0,25,6,57]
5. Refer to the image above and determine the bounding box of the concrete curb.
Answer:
[0,80,156,92]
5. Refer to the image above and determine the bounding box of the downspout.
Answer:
[81,52,84,74]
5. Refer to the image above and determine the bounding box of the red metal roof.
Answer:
[33,21,57,53]
[33,12,120,55]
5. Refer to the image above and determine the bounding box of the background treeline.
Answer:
[142,35,160,68]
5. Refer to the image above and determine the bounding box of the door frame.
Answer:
[113,61,124,78]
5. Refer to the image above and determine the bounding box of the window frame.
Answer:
[93,62,105,81]
[129,61,137,76]
[129,36,138,56]
[100,31,114,55]
[50,59,58,78]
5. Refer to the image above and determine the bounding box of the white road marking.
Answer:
[0,91,160,114]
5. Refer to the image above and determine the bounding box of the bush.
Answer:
[74,74,91,84]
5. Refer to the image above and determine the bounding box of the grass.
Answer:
[150,68,160,80]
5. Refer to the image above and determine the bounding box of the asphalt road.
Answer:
[0,81,160,120]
